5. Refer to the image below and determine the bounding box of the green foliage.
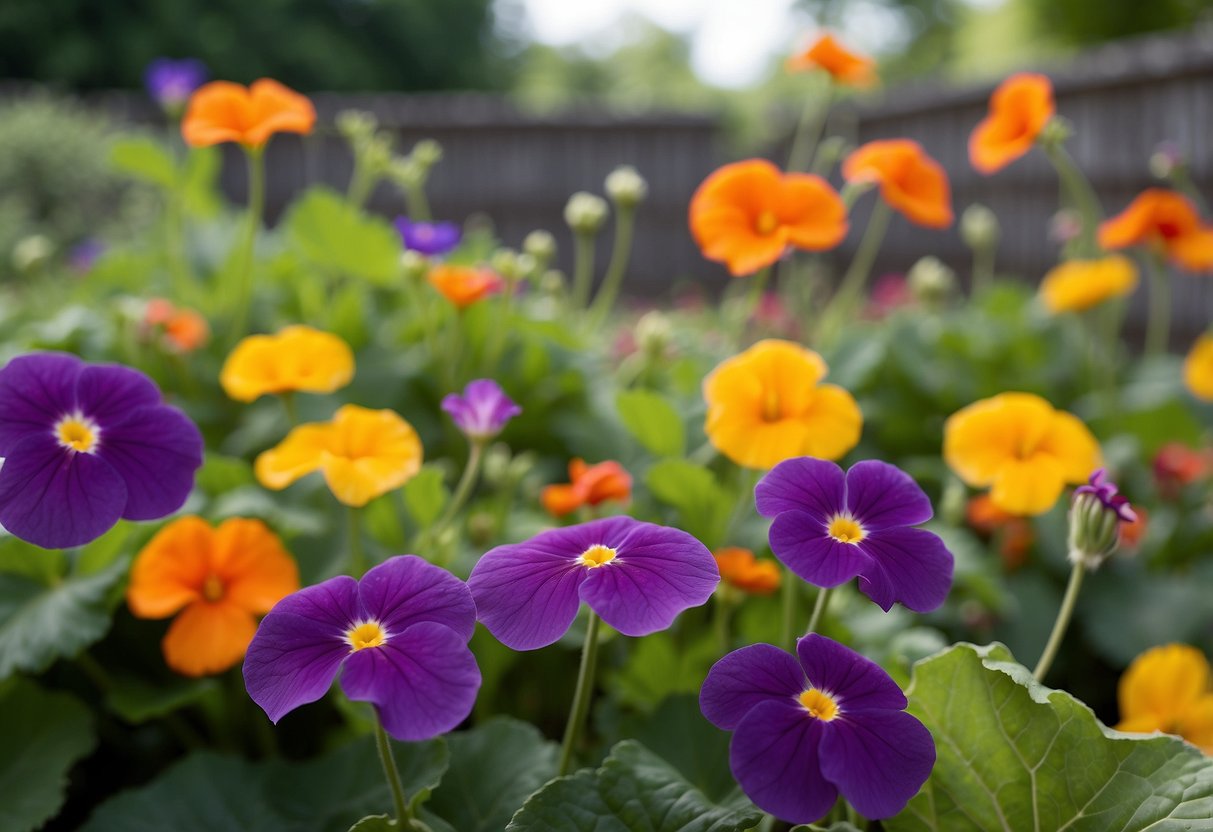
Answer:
[403,466,450,530]
[645,460,733,549]
[283,188,403,285]
[616,389,685,457]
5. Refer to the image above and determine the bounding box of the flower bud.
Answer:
[564,192,609,235]
[411,140,443,170]
[401,250,428,280]
[12,235,53,273]
[1038,116,1072,148]
[540,269,566,298]
[604,165,648,209]
[1068,469,1136,569]
[336,110,377,141]
[1048,209,1082,245]
[961,204,1000,251]
[481,444,513,487]
[523,230,557,264]
[490,248,523,281]
[1148,141,1183,180]
[907,256,956,305]
[634,311,672,360]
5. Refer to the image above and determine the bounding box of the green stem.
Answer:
[374,717,411,824]
[347,505,366,577]
[229,146,266,343]
[425,442,485,559]
[780,572,798,651]
[1144,254,1172,356]
[485,274,520,372]
[570,231,597,311]
[733,266,771,346]
[558,610,602,776]
[1043,143,1103,256]
[347,157,376,209]
[1032,561,1086,682]
[713,594,734,655]
[971,243,996,297]
[587,206,637,328]
[805,586,833,637]
[818,199,891,342]
[786,81,832,172]
[405,184,431,222]
[279,392,299,427]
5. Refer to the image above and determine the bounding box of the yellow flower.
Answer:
[703,339,862,470]
[1116,644,1213,753]
[255,405,422,506]
[943,392,1100,516]
[1184,333,1213,401]
[1039,255,1138,314]
[220,325,354,402]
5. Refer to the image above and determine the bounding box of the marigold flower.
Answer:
[0,353,203,549]
[220,325,354,403]
[689,160,848,277]
[127,516,299,677]
[944,392,1101,516]
[843,140,953,229]
[182,79,315,149]
[757,458,953,612]
[785,33,877,87]
[715,547,782,595]
[244,555,480,741]
[1184,332,1213,401]
[442,379,521,443]
[1099,189,1213,272]
[468,517,718,650]
[255,404,423,507]
[703,340,862,470]
[969,73,1054,175]
[1116,643,1213,752]
[701,635,934,823]
[396,218,461,257]
[1039,255,1138,314]
[145,58,208,111]
[427,264,503,308]
[541,459,632,517]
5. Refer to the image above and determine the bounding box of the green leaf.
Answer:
[0,678,97,832]
[348,816,395,831]
[110,136,178,189]
[105,674,218,723]
[0,558,127,679]
[615,389,685,457]
[607,633,718,713]
[886,642,1213,831]
[195,453,256,497]
[404,466,449,530]
[645,460,732,549]
[284,188,403,284]
[506,740,761,832]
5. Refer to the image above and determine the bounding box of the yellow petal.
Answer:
[254,424,331,490]
[320,405,423,506]
[1039,256,1138,314]
[799,384,863,461]
[219,334,279,402]
[1119,644,1211,727]
[989,455,1065,516]
[1184,333,1213,402]
[1176,694,1213,753]
[1038,410,1102,484]
[276,325,355,394]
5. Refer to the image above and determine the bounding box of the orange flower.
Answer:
[541,459,632,517]
[1119,506,1148,550]
[1184,333,1213,401]
[1038,255,1138,314]
[714,547,782,595]
[182,79,315,149]
[427,265,503,308]
[1153,442,1212,497]
[127,516,299,677]
[843,140,953,229]
[969,73,1055,175]
[689,159,848,277]
[786,33,876,87]
[143,299,210,353]
[1099,189,1213,272]
[966,494,1034,571]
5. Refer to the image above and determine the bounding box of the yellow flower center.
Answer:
[827,514,865,544]
[201,574,224,602]
[346,621,387,651]
[799,687,840,721]
[578,544,617,568]
[755,210,779,236]
[762,389,782,422]
[55,415,99,453]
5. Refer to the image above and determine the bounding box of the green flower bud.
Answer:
[411,140,443,169]
[604,165,648,209]
[12,235,53,273]
[481,444,512,487]
[523,230,557,264]
[336,110,377,141]
[540,269,566,298]
[564,192,609,235]
[907,256,956,305]
[490,248,523,281]
[1038,116,1072,149]
[1067,469,1135,569]
[401,250,428,280]
[635,311,672,359]
[961,204,1000,251]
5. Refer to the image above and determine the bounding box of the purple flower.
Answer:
[756,457,953,613]
[0,352,203,549]
[396,218,461,256]
[1073,468,1136,523]
[701,634,935,823]
[68,239,105,274]
[441,379,521,442]
[244,555,480,741]
[468,516,718,650]
[144,58,208,109]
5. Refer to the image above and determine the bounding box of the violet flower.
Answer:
[468,516,718,650]
[244,555,480,741]
[68,239,105,274]
[0,353,203,549]
[396,218,461,257]
[441,379,521,443]
[756,457,953,612]
[701,634,935,823]
[1073,467,1136,523]
[144,58,208,110]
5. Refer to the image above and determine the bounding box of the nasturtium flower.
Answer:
[703,340,862,470]
[145,299,210,353]
[689,160,848,277]
[1099,189,1213,272]
[944,392,1101,516]
[468,516,718,650]
[0,353,203,549]
[256,405,423,507]
[969,73,1055,175]
[182,79,315,149]
[144,58,208,110]
[220,325,354,403]
[843,140,953,229]
[1039,255,1138,314]
[715,547,782,595]
[244,555,480,741]
[540,458,632,517]
[442,379,521,443]
[427,264,503,308]
[701,635,934,824]
[127,516,299,677]
[757,458,953,612]
[786,33,876,87]
[396,218,461,256]
[1184,332,1213,401]
[1116,643,1213,753]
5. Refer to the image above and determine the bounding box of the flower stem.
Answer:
[405,184,431,223]
[1032,561,1086,682]
[971,242,996,297]
[228,146,265,343]
[347,505,366,577]
[1144,254,1172,356]
[817,199,891,343]
[587,205,637,328]
[425,441,485,560]
[786,80,832,172]
[558,610,602,776]
[1043,142,1103,256]
[805,586,833,637]
[570,230,597,311]
[374,716,411,825]
[780,571,798,651]
[279,392,299,427]
[732,266,771,347]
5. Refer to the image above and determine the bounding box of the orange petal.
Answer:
[211,518,299,614]
[844,139,952,228]
[969,73,1054,175]
[181,81,253,148]
[777,174,849,250]
[127,516,214,619]
[541,483,584,516]
[787,33,876,87]
[162,600,258,677]
[243,79,316,146]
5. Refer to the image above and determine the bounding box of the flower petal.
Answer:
[212,518,299,614]
[0,432,126,549]
[243,576,359,724]
[356,555,476,642]
[98,405,203,521]
[990,456,1065,516]
[127,515,213,618]
[795,634,907,712]
[856,527,954,613]
[769,511,869,588]
[255,424,330,490]
[340,622,481,741]
[730,699,838,824]
[75,363,161,427]
[845,460,933,530]
[0,352,82,454]
[701,643,805,730]
[818,710,935,819]
[162,600,257,677]
[755,457,846,520]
